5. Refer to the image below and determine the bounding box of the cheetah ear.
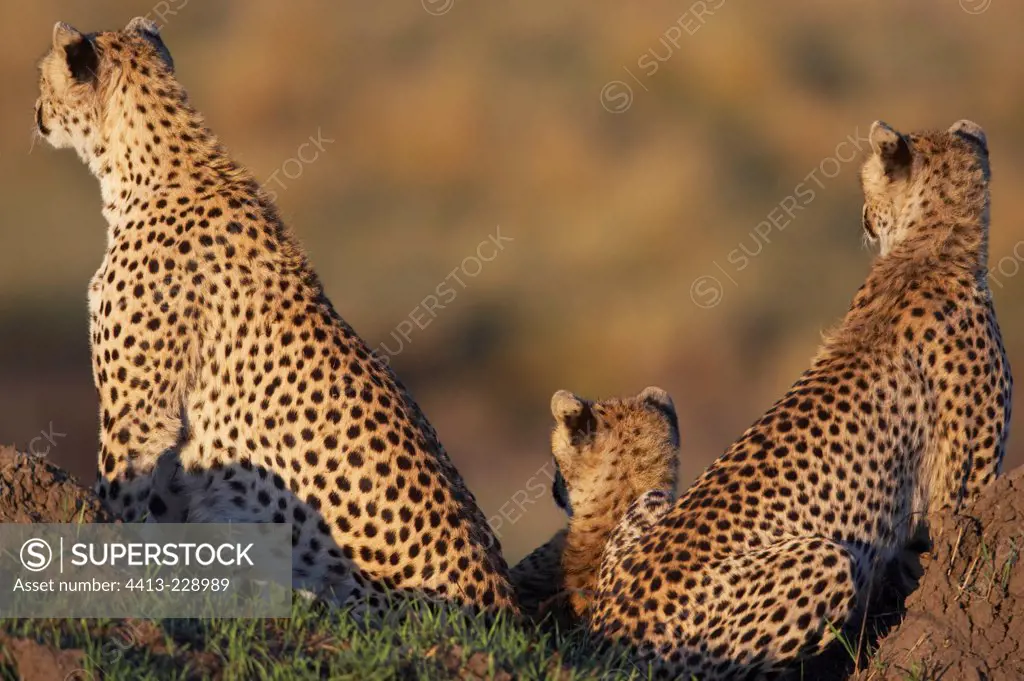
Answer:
[551,390,585,421]
[125,16,175,72]
[125,16,160,34]
[949,119,988,154]
[54,22,98,86]
[638,386,674,413]
[869,120,911,180]
[639,386,680,441]
[550,390,597,440]
[53,22,82,50]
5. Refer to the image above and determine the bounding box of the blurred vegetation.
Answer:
[1,1,1023,561]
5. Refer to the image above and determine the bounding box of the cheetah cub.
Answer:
[588,120,1012,680]
[511,387,680,625]
[35,18,515,614]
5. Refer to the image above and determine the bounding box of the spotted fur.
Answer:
[588,120,1012,679]
[511,387,679,625]
[35,18,515,615]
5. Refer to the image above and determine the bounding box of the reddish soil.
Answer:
[0,445,110,524]
[850,467,1024,681]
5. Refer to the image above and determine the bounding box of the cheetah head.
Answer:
[548,386,679,519]
[860,119,990,256]
[35,17,174,161]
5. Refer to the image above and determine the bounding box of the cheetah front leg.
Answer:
[933,305,1011,510]
[90,270,199,523]
[95,398,191,523]
[921,420,1006,546]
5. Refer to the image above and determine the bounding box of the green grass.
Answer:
[825,619,857,665]
[0,597,649,681]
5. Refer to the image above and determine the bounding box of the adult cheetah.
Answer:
[35,18,515,614]
[588,120,1012,679]
[511,387,680,625]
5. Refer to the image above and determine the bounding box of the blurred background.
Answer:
[1,0,1022,562]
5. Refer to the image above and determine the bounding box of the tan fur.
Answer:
[511,387,679,623]
[587,121,1012,680]
[36,18,516,616]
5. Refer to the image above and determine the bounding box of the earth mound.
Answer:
[0,445,111,523]
[851,466,1024,681]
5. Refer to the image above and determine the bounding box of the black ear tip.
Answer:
[124,16,175,72]
[126,17,161,36]
[639,386,674,411]
[949,119,988,152]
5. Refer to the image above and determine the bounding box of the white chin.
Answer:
[40,132,70,149]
